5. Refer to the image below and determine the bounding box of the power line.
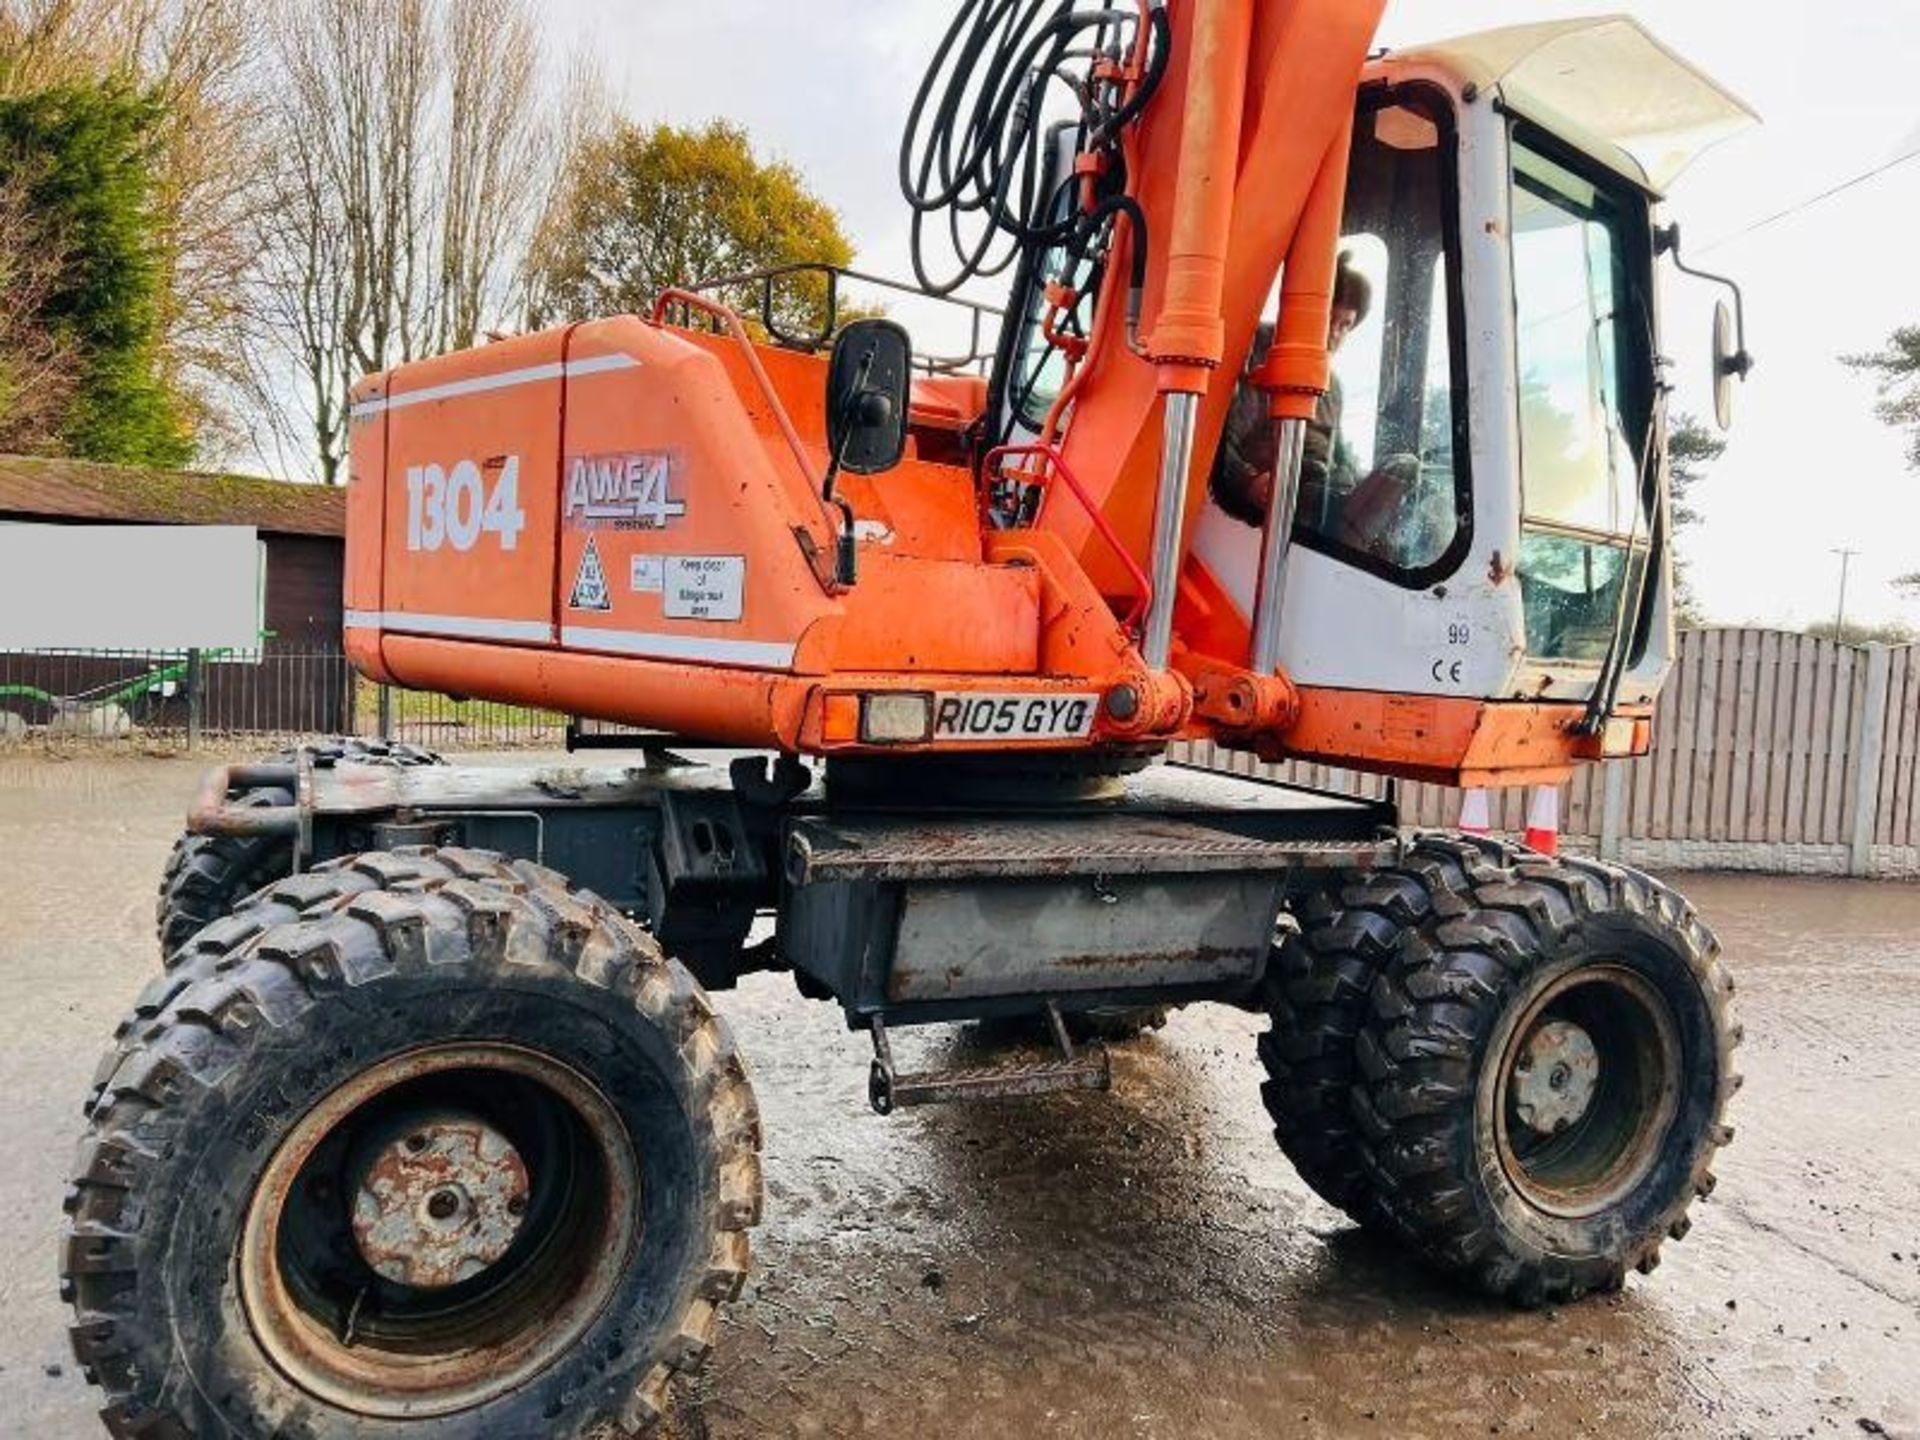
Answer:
[1700,142,1920,254]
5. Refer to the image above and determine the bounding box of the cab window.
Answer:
[1510,135,1654,661]
[1290,85,1469,585]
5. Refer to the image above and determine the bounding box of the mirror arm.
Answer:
[819,346,880,589]
[830,494,859,588]
[1656,222,1754,377]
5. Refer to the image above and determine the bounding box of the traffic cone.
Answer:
[1523,785,1560,856]
[1458,788,1492,836]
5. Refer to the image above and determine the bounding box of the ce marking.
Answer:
[1431,658,1464,685]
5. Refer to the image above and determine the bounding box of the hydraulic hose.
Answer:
[899,0,1169,299]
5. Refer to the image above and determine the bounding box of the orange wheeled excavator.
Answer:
[66,6,1756,1434]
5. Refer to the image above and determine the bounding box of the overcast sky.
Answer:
[544,0,1920,630]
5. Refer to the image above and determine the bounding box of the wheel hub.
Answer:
[1492,966,1684,1220]
[350,1112,530,1288]
[239,1043,640,1418]
[1510,1019,1600,1138]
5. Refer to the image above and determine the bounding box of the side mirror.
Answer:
[1660,225,1754,434]
[826,319,912,475]
[1711,299,1752,432]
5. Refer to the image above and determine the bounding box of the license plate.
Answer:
[932,692,1098,742]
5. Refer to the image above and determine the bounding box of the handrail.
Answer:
[984,442,1151,636]
[684,262,1005,375]
[650,288,838,541]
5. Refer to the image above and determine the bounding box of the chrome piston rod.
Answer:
[1249,416,1308,675]
[1142,392,1201,670]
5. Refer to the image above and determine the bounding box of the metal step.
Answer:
[866,1005,1111,1114]
[790,812,1387,884]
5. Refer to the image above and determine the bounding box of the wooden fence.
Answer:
[1181,628,1920,878]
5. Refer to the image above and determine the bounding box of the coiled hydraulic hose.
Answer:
[900,0,1169,458]
[899,0,1169,299]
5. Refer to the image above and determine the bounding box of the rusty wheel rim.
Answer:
[1492,966,1681,1219]
[238,1043,639,1418]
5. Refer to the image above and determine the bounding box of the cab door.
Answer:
[1188,81,1510,701]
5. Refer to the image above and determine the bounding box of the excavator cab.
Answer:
[1230,21,1754,771]
[997,15,1757,784]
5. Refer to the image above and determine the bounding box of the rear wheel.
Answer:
[1353,841,1739,1304]
[70,848,760,1436]
[154,737,444,958]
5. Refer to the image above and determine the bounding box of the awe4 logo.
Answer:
[564,451,685,530]
[404,456,526,553]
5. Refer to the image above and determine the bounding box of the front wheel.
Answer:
[1354,845,1740,1305]
[69,848,761,1436]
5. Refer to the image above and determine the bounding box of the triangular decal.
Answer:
[568,535,613,611]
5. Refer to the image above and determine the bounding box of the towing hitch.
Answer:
[866,1002,1112,1114]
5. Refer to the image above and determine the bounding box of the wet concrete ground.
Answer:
[1,754,1916,1438]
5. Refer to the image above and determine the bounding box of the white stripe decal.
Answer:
[343,611,793,668]
[563,353,645,379]
[350,353,641,419]
[561,625,796,669]
[344,610,554,643]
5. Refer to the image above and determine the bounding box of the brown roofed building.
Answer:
[0,455,346,645]
[0,456,352,734]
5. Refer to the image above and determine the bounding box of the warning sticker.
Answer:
[630,554,664,593]
[663,556,744,622]
[568,535,613,611]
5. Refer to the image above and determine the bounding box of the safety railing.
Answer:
[679,262,1004,375]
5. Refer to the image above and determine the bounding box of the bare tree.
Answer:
[431,0,541,354]
[512,45,610,331]
[241,0,568,483]
[245,0,433,482]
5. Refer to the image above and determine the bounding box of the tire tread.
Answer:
[1353,832,1740,1305]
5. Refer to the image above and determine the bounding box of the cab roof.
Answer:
[1384,15,1758,195]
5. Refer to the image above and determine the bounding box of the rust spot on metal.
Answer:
[237,1042,641,1419]
[351,1112,530,1289]
[1488,549,1512,586]
[1510,1020,1601,1136]
[1053,943,1251,970]
[187,761,300,836]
